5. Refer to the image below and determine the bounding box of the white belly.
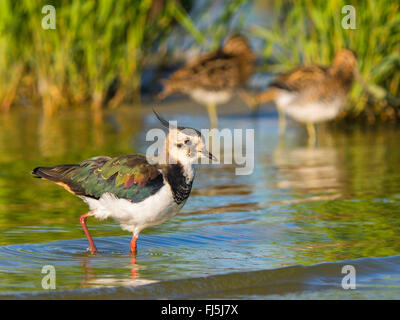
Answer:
[82,184,184,236]
[189,88,232,105]
[276,92,344,123]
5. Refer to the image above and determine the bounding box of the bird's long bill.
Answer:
[202,148,217,161]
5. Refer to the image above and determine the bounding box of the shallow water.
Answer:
[1,103,400,299]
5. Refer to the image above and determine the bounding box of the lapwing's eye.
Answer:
[177,143,183,148]
[184,139,191,145]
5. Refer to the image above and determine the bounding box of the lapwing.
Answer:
[32,110,216,255]
[158,34,255,128]
[241,49,357,144]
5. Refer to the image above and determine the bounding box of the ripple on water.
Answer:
[2,254,400,299]
[2,107,400,298]
[0,225,287,293]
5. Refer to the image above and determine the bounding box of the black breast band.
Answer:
[164,164,193,204]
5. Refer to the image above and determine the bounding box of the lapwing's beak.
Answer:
[202,148,217,161]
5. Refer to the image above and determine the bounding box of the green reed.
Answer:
[0,0,182,115]
[0,0,247,115]
[250,0,400,121]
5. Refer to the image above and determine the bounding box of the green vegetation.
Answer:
[251,0,400,122]
[0,0,246,116]
[0,1,398,122]
[172,0,248,49]
[0,0,189,115]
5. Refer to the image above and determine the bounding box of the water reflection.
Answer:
[38,115,68,157]
[272,144,346,201]
[79,254,155,289]
[1,106,400,297]
[80,256,95,288]
[93,108,105,148]
[268,126,400,262]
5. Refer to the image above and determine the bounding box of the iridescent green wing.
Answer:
[74,154,164,203]
[34,155,164,203]
[32,154,164,202]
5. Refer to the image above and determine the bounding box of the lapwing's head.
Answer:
[223,34,254,58]
[154,110,216,165]
[332,49,358,74]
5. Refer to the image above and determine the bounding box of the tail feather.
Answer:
[31,165,78,182]
[157,77,187,100]
[240,89,278,106]
[255,88,279,104]
[240,88,279,113]
[157,84,175,100]
[32,165,87,196]
[239,90,258,108]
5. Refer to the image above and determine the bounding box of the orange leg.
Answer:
[130,235,138,279]
[130,235,138,255]
[80,211,98,254]
[130,254,138,279]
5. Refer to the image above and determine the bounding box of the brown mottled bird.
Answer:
[241,49,357,144]
[158,34,255,128]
